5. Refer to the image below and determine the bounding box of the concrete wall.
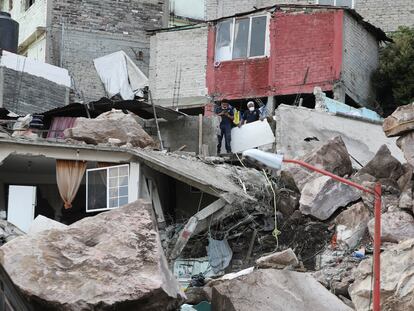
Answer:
[149,26,209,108]
[275,104,404,167]
[342,12,378,107]
[0,66,69,115]
[45,0,167,102]
[205,0,412,33]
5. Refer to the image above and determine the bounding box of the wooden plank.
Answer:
[149,180,166,224]
[194,198,226,220]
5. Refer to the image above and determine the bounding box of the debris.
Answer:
[0,219,24,246]
[349,239,414,311]
[207,238,233,274]
[299,175,361,220]
[64,109,156,148]
[383,103,414,137]
[0,200,184,310]
[255,248,299,269]
[211,269,353,311]
[397,131,414,167]
[27,215,67,235]
[335,202,371,249]
[368,211,414,243]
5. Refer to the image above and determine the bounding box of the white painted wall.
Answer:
[171,0,205,20]
[24,35,47,61]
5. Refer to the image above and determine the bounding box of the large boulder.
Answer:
[356,145,404,181]
[256,248,299,269]
[397,132,414,167]
[383,103,414,137]
[299,175,361,220]
[335,202,371,249]
[64,109,155,148]
[211,269,353,311]
[349,239,414,311]
[0,200,184,311]
[284,136,353,191]
[368,211,414,243]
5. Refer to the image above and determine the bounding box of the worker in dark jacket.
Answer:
[215,100,234,154]
[239,101,261,127]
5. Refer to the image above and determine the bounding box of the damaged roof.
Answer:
[148,4,391,42]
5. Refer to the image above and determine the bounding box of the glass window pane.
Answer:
[119,186,128,196]
[119,175,128,187]
[109,167,118,177]
[109,177,118,188]
[336,0,353,7]
[87,169,107,211]
[318,0,334,5]
[119,196,128,207]
[232,18,249,59]
[119,166,128,176]
[249,16,267,57]
[109,198,118,208]
[109,188,118,198]
[215,19,233,62]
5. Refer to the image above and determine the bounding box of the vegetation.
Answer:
[372,27,414,116]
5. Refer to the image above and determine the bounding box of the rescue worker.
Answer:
[239,101,261,127]
[215,100,234,154]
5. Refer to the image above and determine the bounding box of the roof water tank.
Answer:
[0,12,19,53]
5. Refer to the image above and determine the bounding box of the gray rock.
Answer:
[299,175,361,220]
[383,103,414,137]
[368,211,414,243]
[399,181,413,211]
[349,239,414,311]
[357,145,404,181]
[211,269,353,311]
[284,136,353,192]
[0,219,24,245]
[397,163,413,191]
[335,202,371,249]
[64,109,155,148]
[397,132,414,168]
[0,200,184,311]
[256,248,299,269]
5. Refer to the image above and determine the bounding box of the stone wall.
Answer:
[0,66,69,115]
[342,12,379,107]
[47,0,168,102]
[149,26,209,108]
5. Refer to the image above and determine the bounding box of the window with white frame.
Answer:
[316,0,354,9]
[86,164,129,213]
[215,15,268,62]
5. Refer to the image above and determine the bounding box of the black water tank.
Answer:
[0,12,19,53]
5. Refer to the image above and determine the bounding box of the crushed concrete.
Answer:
[0,200,184,310]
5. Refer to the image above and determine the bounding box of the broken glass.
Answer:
[215,19,233,62]
[249,16,267,57]
[232,18,250,59]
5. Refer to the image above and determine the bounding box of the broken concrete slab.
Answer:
[27,215,67,235]
[0,200,184,310]
[335,202,371,249]
[64,109,156,148]
[255,248,299,269]
[211,269,353,311]
[397,132,414,168]
[368,211,414,243]
[299,175,361,220]
[284,136,353,192]
[356,145,404,181]
[275,105,404,167]
[349,239,414,311]
[383,103,414,137]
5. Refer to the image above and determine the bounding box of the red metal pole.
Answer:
[373,183,382,311]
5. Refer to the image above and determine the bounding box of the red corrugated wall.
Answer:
[206,10,344,100]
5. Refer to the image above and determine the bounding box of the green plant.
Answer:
[372,27,414,116]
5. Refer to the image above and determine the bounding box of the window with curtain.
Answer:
[86,164,129,213]
[215,15,268,62]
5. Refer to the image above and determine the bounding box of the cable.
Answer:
[262,169,280,250]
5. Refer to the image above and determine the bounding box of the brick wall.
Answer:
[0,67,69,115]
[149,26,209,108]
[342,11,378,106]
[47,0,167,102]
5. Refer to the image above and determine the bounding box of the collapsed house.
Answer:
[149,4,390,113]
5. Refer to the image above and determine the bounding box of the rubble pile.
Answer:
[0,219,24,246]
[0,200,184,310]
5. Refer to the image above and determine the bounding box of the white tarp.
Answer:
[0,51,71,87]
[231,119,275,153]
[93,51,148,100]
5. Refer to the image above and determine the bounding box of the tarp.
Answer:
[207,238,233,274]
[93,51,148,100]
[0,51,71,87]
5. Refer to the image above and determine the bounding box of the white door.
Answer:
[7,186,36,233]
